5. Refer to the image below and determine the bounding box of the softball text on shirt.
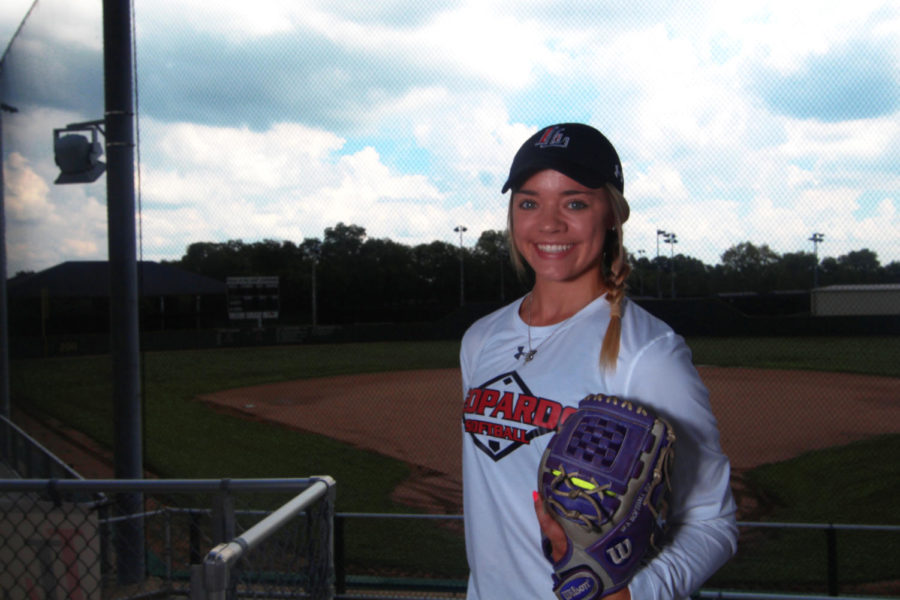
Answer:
[463,370,577,461]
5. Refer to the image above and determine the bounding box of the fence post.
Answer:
[190,509,204,563]
[826,525,838,596]
[211,483,237,600]
[324,480,337,600]
[212,483,236,544]
[335,515,345,596]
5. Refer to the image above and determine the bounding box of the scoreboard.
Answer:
[226,276,279,320]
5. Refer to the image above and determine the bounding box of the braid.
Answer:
[599,184,631,372]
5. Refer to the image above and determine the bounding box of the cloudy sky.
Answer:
[1,0,899,275]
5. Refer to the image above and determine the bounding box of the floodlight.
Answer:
[53,120,106,184]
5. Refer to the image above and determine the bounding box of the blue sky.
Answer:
[1,0,898,274]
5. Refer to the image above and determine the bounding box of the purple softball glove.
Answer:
[537,393,675,600]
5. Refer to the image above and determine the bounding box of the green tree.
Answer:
[671,254,711,297]
[626,252,653,297]
[774,251,816,290]
[180,240,252,279]
[358,237,417,319]
[318,223,367,322]
[718,241,781,292]
[471,230,523,303]
[832,249,881,284]
[883,261,900,283]
[412,240,460,313]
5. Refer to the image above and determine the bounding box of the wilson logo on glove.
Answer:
[605,538,633,565]
[559,574,598,600]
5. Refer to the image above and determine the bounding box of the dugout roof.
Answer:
[7,261,227,298]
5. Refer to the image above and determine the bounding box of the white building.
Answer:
[811,284,900,316]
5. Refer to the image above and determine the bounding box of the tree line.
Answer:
[164,223,899,325]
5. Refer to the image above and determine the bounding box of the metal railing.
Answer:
[1,414,84,480]
[331,513,900,600]
[200,476,336,600]
[0,477,336,599]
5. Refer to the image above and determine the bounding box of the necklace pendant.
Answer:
[524,349,537,362]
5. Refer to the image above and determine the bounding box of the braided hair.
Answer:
[599,183,631,371]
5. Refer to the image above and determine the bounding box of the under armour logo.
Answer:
[514,346,537,362]
[606,538,632,565]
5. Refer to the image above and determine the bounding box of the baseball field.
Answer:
[8,335,900,592]
[198,364,899,516]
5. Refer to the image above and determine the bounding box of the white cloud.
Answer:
[628,164,691,203]
[4,152,52,222]
[780,117,900,161]
[137,119,453,260]
[4,0,899,274]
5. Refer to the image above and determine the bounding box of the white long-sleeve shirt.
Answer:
[461,294,738,600]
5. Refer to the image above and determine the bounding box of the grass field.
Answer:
[8,335,900,590]
[709,434,900,592]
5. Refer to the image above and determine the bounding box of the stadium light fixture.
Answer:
[53,119,106,184]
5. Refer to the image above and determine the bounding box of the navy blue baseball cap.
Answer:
[501,123,624,194]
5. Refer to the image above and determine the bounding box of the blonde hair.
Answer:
[506,182,631,371]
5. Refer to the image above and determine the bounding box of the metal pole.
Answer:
[0,104,15,419]
[103,0,144,584]
[655,230,665,299]
[454,226,466,306]
[667,233,677,299]
[826,526,839,596]
[636,249,645,296]
[809,232,824,289]
[311,258,317,328]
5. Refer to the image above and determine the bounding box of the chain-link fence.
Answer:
[0,478,336,600]
[2,2,899,599]
[1,414,83,480]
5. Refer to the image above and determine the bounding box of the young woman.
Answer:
[460,123,738,599]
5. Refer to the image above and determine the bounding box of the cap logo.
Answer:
[535,126,569,149]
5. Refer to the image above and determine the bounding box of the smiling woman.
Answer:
[460,123,738,600]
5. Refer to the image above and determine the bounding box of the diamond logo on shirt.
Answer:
[462,370,575,461]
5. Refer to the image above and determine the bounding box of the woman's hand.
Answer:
[532,491,632,600]
[533,491,568,562]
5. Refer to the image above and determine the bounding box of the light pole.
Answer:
[454,226,467,306]
[498,237,508,302]
[48,0,145,584]
[655,230,667,298]
[0,103,17,420]
[306,240,321,328]
[809,232,824,288]
[635,249,646,296]
[664,232,678,298]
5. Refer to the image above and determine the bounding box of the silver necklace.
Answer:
[522,294,574,363]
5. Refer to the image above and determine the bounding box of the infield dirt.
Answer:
[198,366,900,516]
